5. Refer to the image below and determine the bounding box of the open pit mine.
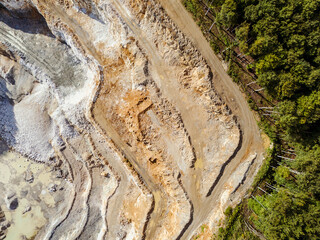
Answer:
[0,0,265,239]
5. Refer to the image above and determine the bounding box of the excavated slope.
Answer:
[0,0,264,239]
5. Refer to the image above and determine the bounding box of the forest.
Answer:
[184,0,320,239]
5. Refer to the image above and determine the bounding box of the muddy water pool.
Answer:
[0,144,70,240]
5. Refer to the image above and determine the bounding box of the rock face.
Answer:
[0,0,261,239]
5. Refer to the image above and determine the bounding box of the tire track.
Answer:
[50,134,92,240]
[0,25,58,80]
[158,0,265,238]
[108,1,194,238]
[32,6,161,238]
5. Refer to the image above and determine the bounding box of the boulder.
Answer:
[24,170,34,183]
[7,197,18,210]
[22,205,31,214]
[48,183,57,193]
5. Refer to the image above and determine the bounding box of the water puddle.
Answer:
[0,146,68,240]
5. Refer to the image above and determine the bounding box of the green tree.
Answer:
[217,0,238,27]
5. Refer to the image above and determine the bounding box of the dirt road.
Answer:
[17,0,265,238]
[158,0,265,238]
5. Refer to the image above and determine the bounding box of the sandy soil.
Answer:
[158,0,265,237]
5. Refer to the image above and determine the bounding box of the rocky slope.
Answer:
[0,0,264,239]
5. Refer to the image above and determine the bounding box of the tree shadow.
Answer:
[0,77,18,155]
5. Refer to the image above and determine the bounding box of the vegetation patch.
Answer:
[184,0,320,239]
